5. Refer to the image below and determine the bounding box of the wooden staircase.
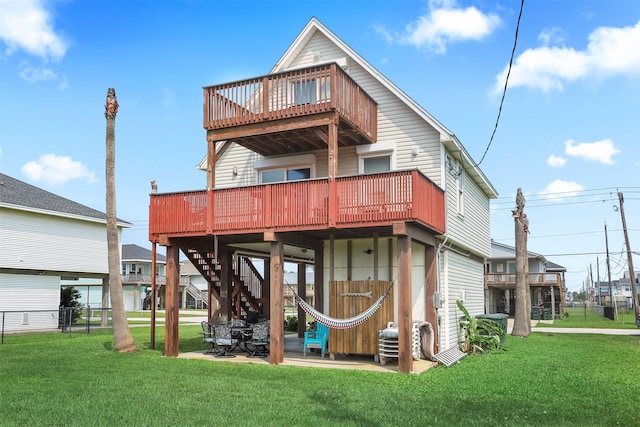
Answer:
[182,248,265,318]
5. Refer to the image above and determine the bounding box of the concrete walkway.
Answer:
[530,327,640,335]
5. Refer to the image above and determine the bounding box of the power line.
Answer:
[492,197,640,211]
[473,0,524,167]
[491,187,640,203]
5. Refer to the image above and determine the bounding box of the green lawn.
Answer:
[537,306,639,329]
[1,325,639,426]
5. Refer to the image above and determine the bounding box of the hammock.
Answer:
[287,281,394,330]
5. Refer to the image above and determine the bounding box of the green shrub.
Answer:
[60,287,83,324]
[456,300,504,354]
[285,315,298,331]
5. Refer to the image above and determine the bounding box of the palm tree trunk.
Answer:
[105,88,136,352]
[512,188,531,337]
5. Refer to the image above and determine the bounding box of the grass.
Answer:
[1,325,640,426]
[536,306,639,329]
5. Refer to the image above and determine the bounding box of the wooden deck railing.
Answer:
[149,170,445,240]
[203,62,377,140]
[484,272,562,287]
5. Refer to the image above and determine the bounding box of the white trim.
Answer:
[356,141,395,155]
[0,203,132,228]
[253,153,315,170]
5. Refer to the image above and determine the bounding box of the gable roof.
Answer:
[122,244,166,263]
[0,173,131,226]
[272,17,498,199]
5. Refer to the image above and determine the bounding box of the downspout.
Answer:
[435,233,448,353]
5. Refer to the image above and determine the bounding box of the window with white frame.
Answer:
[254,154,315,184]
[357,141,395,174]
[457,167,464,216]
[447,155,464,215]
[293,76,330,106]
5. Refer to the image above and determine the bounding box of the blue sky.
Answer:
[1,0,638,293]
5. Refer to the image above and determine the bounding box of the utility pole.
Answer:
[596,257,601,305]
[605,223,614,317]
[618,192,639,327]
[589,263,594,306]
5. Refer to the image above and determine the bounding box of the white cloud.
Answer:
[564,139,620,165]
[538,179,584,202]
[378,0,500,54]
[493,20,640,94]
[18,61,57,82]
[0,0,68,61]
[547,155,566,167]
[538,27,565,46]
[21,154,97,185]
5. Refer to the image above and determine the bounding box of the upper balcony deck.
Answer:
[485,273,563,288]
[203,63,377,156]
[148,170,445,242]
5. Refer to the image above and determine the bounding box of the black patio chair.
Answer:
[201,321,218,354]
[213,324,238,358]
[247,321,270,358]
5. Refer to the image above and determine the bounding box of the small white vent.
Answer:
[22,312,29,325]
[433,346,467,367]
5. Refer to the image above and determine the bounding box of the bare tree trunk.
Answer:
[105,88,136,352]
[512,188,531,337]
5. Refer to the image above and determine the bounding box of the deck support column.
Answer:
[267,233,284,364]
[297,262,307,338]
[165,244,180,357]
[218,244,232,320]
[101,276,109,327]
[395,223,413,374]
[314,244,324,312]
[327,114,338,228]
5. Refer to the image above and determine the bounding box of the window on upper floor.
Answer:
[362,155,391,174]
[447,155,464,216]
[293,76,330,106]
[254,153,315,184]
[357,141,395,174]
[457,168,465,216]
[261,167,311,183]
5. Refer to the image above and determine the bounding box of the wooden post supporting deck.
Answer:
[297,262,307,338]
[219,244,232,320]
[395,223,413,374]
[151,242,157,350]
[164,245,180,357]
[268,234,284,364]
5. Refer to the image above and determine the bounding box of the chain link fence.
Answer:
[1,306,113,344]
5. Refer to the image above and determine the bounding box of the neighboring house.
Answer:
[594,270,639,309]
[485,240,566,319]
[148,18,498,372]
[0,173,131,332]
[121,243,166,311]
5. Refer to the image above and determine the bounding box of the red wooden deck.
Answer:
[149,170,445,240]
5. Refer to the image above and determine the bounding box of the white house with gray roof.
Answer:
[0,173,131,332]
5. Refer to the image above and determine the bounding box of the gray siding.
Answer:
[440,250,485,349]
[443,154,491,258]
[1,208,111,274]
[0,273,60,331]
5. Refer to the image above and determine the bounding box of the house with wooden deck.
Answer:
[148,18,498,373]
[0,173,131,332]
[485,240,566,319]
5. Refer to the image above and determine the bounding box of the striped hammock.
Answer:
[287,281,394,330]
